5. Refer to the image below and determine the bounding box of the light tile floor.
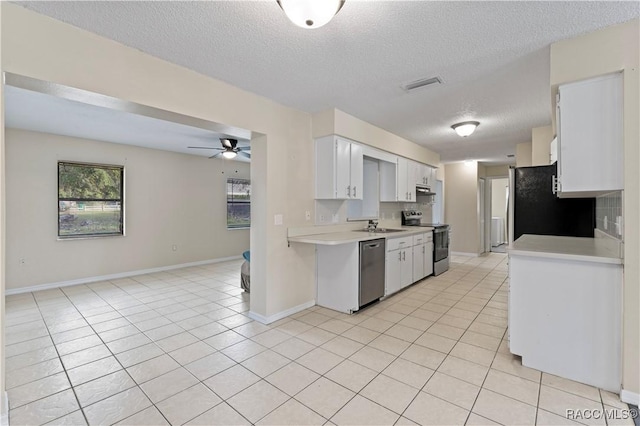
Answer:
[4,254,635,425]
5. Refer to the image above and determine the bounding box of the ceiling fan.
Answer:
[188,138,250,160]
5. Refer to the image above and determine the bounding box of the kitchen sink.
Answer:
[354,228,405,233]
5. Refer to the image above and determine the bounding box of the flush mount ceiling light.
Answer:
[451,121,480,137]
[277,0,345,29]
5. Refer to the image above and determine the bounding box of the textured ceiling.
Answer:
[13,1,640,163]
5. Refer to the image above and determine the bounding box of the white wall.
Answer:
[516,141,533,167]
[444,161,480,254]
[531,125,553,166]
[5,128,250,290]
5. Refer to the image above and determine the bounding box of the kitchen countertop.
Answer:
[508,234,623,265]
[288,226,434,246]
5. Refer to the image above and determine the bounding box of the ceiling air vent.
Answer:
[402,76,443,92]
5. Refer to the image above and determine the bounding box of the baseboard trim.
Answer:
[451,251,480,257]
[249,300,315,325]
[1,391,8,426]
[620,389,640,406]
[5,255,242,296]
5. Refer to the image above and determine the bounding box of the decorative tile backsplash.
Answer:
[596,191,623,240]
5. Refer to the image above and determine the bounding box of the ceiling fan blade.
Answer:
[188,146,223,150]
[208,152,222,159]
[238,151,251,159]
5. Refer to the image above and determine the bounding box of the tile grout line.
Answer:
[29,290,92,426]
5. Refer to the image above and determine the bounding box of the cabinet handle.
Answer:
[347,185,351,197]
[551,176,560,194]
[423,246,425,254]
[402,251,406,261]
[398,251,402,261]
[353,186,357,198]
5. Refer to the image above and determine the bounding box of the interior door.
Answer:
[478,178,486,254]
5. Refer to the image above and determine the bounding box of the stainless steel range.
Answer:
[402,211,450,276]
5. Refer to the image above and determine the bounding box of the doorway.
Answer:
[489,178,509,253]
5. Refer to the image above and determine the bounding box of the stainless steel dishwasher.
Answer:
[359,238,386,308]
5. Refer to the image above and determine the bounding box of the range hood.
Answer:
[416,185,436,196]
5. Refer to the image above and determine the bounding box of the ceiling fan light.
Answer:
[451,121,480,137]
[222,150,237,159]
[277,0,344,29]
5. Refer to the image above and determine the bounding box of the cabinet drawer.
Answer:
[412,233,427,246]
[387,236,413,252]
[425,232,433,243]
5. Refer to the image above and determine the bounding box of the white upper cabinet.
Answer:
[397,158,418,202]
[556,72,623,197]
[397,158,411,202]
[416,164,436,187]
[315,136,364,200]
[380,157,434,202]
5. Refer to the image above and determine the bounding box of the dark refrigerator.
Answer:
[510,163,595,241]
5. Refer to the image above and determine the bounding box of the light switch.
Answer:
[274,214,283,226]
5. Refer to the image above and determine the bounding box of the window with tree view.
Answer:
[58,162,124,238]
[227,178,250,229]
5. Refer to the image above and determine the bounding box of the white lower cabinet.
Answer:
[509,253,622,392]
[412,233,434,282]
[316,243,359,314]
[385,236,413,296]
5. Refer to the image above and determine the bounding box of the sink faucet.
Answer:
[367,220,378,232]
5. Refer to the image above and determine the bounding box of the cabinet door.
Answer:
[407,161,419,201]
[400,249,414,288]
[397,157,409,202]
[424,242,434,277]
[412,243,425,282]
[335,138,352,199]
[385,250,402,296]
[557,73,623,195]
[426,167,436,187]
[350,143,364,200]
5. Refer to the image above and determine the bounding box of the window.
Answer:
[227,178,250,229]
[58,162,124,238]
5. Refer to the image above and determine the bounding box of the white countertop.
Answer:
[508,234,622,265]
[288,227,434,246]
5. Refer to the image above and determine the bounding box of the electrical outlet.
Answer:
[319,214,326,223]
[305,211,311,221]
[171,245,178,252]
[332,214,339,223]
[274,214,283,226]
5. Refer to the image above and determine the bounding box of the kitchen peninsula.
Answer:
[508,234,623,392]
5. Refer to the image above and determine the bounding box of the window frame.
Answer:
[226,177,251,230]
[57,161,125,239]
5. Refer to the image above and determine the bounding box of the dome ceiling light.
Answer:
[451,121,480,137]
[277,0,345,29]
